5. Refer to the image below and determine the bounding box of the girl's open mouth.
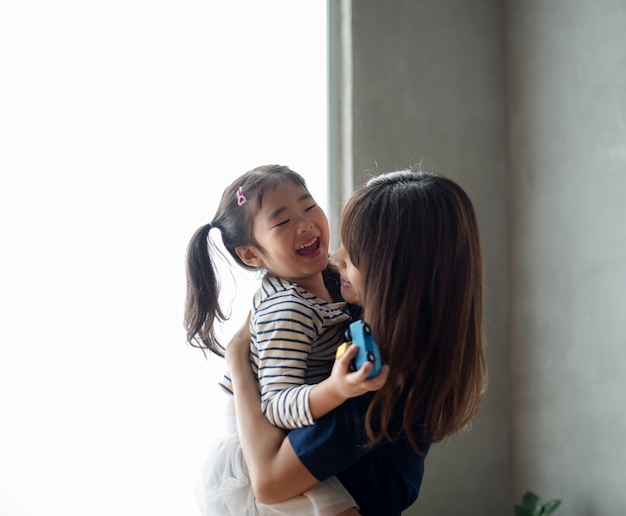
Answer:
[296,237,320,256]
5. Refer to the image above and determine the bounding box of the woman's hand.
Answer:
[225,311,252,372]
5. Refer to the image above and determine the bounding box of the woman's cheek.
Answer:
[340,284,362,306]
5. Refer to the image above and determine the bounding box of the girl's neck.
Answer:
[289,273,332,303]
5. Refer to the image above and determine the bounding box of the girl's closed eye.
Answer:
[272,219,290,228]
[305,203,318,212]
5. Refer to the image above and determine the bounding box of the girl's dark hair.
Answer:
[184,164,308,356]
[341,170,487,451]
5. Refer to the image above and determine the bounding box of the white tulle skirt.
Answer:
[195,417,357,516]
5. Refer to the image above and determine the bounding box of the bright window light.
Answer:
[0,2,328,515]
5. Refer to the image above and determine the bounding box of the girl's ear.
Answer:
[235,245,264,267]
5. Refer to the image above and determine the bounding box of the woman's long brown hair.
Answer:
[341,170,487,452]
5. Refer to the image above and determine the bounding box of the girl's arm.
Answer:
[226,316,388,503]
[307,350,385,419]
[255,296,378,428]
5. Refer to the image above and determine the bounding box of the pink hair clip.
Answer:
[236,186,247,206]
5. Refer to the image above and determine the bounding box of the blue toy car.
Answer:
[335,320,382,378]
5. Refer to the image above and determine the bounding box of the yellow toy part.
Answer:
[335,342,351,360]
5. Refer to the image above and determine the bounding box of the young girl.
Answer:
[225,169,488,516]
[185,165,382,515]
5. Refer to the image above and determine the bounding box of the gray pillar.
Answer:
[331,1,511,514]
[328,0,354,252]
[507,1,626,513]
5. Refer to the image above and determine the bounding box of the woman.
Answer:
[226,170,488,515]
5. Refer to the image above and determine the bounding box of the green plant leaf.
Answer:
[541,499,562,515]
[514,505,527,516]
[521,491,541,516]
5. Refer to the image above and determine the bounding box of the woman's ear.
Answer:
[235,245,264,267]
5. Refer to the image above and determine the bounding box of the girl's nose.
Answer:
[297,220,314,233]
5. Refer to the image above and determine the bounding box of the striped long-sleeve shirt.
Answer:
[219,273,351,430]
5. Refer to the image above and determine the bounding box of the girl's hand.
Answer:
[308,344,389,419]
[225,311,252,371]
[329,344,389,399]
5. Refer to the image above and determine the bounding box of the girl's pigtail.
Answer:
[184,223,227,357]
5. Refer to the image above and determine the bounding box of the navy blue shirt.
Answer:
[288,392,431,516]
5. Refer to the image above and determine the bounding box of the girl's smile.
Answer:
[296,236,321,256]
[239,182,331,294]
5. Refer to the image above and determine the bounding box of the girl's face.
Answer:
[331,245,364,306]
[245,182,330,288]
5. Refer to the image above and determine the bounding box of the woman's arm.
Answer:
[226,315,388,503]
[225,316,318,503]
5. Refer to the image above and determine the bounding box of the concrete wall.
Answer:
[329,0,626,514]
[507,1,626,514]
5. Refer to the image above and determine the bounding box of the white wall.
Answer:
[0,2,328,515]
